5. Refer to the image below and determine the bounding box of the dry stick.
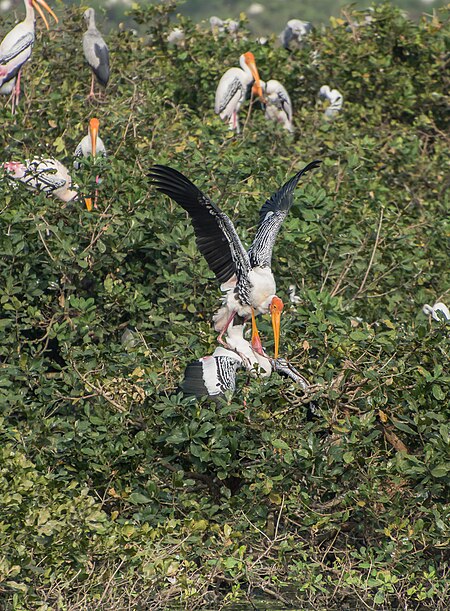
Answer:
[71,362,126,412]
[355,207,384,297]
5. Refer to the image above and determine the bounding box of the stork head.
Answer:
[88,117,100,157]
[31,0,58,30]
[242,52,263,99]
[270,296,284,359]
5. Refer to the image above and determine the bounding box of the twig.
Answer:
[355,207,384,297]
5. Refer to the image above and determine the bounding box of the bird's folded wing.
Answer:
[149,164,252,286]
[248,160,321,268]
[0,33,34,65]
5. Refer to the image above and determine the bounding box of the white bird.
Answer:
[74,117,107,210]
[0,0,58,113]
[423,302,450,322]
[167,27,185,47]
[83,8,110,98]
[180,323,308,398]
[3,158,78,202]
[258,79,293,133]
[74,117,107,165]
[280,19,312,50]
[150,161,321,358]
[214,52,263,133]
[288,284,302,305]
[319,85,343,118]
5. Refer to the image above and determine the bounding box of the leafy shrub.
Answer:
[0,2,449,609]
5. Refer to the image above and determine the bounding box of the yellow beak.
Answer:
[89,118,99,158]
[32,0,58,30]
[250,308,263,355]
[271,308,281,359]
[84,197,93,211]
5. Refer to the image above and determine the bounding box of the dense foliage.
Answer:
[0,2,449,609]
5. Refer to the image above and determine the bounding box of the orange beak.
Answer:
[32,0,58,30]
[250,308,264,355]
[270,296,284,359]
[89,118,99,158]
[243,51,263,99]
[84,197,93,211]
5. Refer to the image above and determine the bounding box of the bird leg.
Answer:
[11,70,22,114]
[217,310,237,349]
[88,73,96,99]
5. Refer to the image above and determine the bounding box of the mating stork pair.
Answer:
[150,160,321,398]
[214,52,293,134]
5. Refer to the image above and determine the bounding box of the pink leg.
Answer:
[88,73,95,98]
[217,311,236,347]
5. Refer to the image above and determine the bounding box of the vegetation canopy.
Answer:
[0,2,449,609]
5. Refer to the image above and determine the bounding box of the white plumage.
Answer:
[4,158,78,202]
[0,0,57,113]
[280,19,312,50]
[423,302,450,322]
[259,79,293,132]
[214,51,263,133]
[319,85,343,118]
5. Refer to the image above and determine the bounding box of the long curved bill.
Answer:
[270,296,284,359]
[89,118,99,158]
[84,197,93,211]
[32,0,58,30]
[244,52,263,100]
[250,308,264,356]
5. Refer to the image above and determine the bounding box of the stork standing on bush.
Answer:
[0,0,58,113]
[83,8,110,98]
[149,160,321,358]
[214,52,263,133]
[74,117,107,210]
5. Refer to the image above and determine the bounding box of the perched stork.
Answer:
[423,302,450,322]
[4,158,77,202]
[180,323,308,399]
[319,85,343,118]
[280,19,312,50]
[83,8,109,98]
[0,0,58,113]
[257,79,293,133]
[73,117,106,210]
[214,52,263,133]
[149,160,321,358]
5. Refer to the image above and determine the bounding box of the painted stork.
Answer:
[257,79,293,133]
[423,302,450,322]
[73,117,106,210]
[0,0,58,113]
[83,8,109,98]
[214,52,263,133]
[180,323,309,399]
[4,158,77,202]
[149,160,321,358]
[319,85,343,118]
[280,19,312,50]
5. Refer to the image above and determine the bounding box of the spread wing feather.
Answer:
[149,165,251,286]
[248,160,321,268]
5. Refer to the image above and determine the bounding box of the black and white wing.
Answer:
[273,358,309,389]
[247,160,321,268]
[149,165,252,286]
[20,159,67,194]
[180,352,241,397]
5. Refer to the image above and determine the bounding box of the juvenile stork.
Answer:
[149,160,321,358]
[4,158,78,202]
[214,52,263,133]
[83,8,109,98]
[0,0,58,113]
[280,19,312,50]
[73,117,107,210]
[257,79,293,133]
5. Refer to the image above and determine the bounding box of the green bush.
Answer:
[0,2,449,609]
